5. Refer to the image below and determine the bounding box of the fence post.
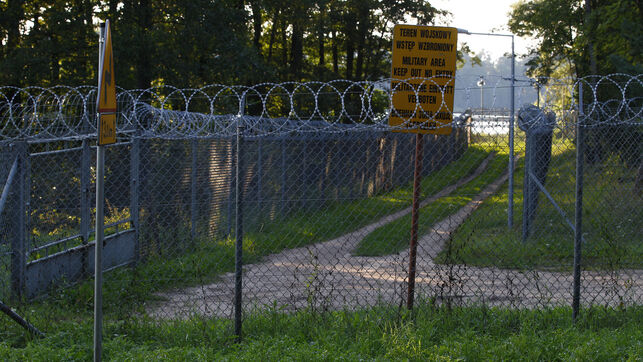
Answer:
[190,139,198,241]
[280,136,287,215]
[81,138,91,275]
[302,137,308,204]
[11,141,28,299]
[257,137,262,209]
[572,83,585,321]
[227,137,236,237]
[234,102,245,341]
[522,118,533,241]
[508,36,516,229]
[130,135,140,264]
[407,133,424,310]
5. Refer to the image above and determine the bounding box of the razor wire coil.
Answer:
[0,74,640,141]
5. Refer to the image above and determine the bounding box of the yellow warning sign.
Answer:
[98,113,116,145]
[390,25,458,135]
[98,21,116,113]
[97,20,116,145]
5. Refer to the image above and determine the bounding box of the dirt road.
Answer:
[149,156,642,318]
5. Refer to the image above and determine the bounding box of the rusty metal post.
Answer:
[407,133,424,309]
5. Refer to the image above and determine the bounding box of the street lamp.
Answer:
[457,28,516,229]
[477,76,486,112]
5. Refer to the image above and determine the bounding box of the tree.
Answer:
[509,0,642,168]
[508,0,642,78]
[0,0,452,87]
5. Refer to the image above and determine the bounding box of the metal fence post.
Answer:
[190,139,198,241]
[234,124,244,340]
[81,138,91,275]
[227,137,236,238]
[257,137,262,209]
[10,141,28,299]
[522,132,532,241]
[130,135,140,264]
[572,83,585,321]
[234,96,245,341]
[508,35,516,229]
[280,136,287,216]
[302,137,308,204]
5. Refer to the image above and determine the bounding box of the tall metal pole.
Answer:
[234,94,245,340]
[94,22,106,362]
[407,133,424,310]
[572,83,585,321]
[458,30,516,229]
[508,35,515,228]
[191,139,198,240]
[481,86,484,111]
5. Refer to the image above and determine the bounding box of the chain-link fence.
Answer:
[0,75,641,331]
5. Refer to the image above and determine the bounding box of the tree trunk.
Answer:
[290,20,303,80]
[251,0,262,56]
[137,0,153,90]
[267,9,280,62]
[355,39,364,80]
[332,29,339,75]
[345,39,354,79]
[344,15,356,79]
[354,6,368,80]
[6,0,25,85]
[317,4,326,74]
[281,19,288,67]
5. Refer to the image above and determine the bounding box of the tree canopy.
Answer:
[0,0,447,88]
[508,0,642,79]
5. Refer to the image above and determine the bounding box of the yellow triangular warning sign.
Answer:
[98,20,116,113]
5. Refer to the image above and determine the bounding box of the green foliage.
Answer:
[0,0,451,87]
[508,0,642,78]
[1,304,641,360]
[436,142,643,270]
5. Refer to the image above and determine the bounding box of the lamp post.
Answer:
[477,76,486,113]
[457,28,516,229]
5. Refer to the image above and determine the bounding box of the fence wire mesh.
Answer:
[0,75,640,330]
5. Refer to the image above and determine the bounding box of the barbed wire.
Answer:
[0,74,640,141]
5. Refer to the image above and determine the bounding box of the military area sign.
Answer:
[390,25,458,135]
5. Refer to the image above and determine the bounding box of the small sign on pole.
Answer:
[97,20,116,145]
[390,24,458,135]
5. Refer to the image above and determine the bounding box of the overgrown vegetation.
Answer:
[0,145,490,320]
[1,304,641,360]
[437,136,643,270]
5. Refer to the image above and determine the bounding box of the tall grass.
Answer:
[1,304,641,360]
[436,139,643,270]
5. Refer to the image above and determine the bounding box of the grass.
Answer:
[1,304,641,360]
[0,145,494,321]
[436,139,643,270]
[245,146,492,256]
[0,144,496,350]
[2,133,640,359]
[354,153,509,256]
